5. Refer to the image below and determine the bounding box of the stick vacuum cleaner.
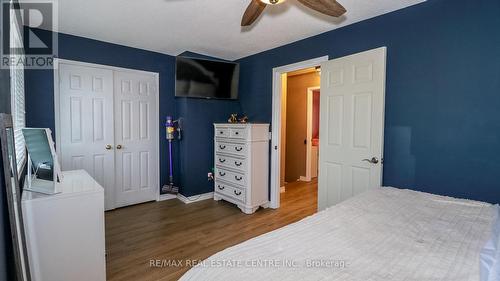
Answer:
[162,116,181,194]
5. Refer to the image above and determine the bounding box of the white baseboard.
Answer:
[177,192,214,204]
[280,186,286,193]
[299,176,311,182]
[158,193,177,201]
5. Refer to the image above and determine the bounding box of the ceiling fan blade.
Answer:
[241,0,267,26]
[297,0,346,17]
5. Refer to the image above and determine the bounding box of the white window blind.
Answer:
[10,8,26,173]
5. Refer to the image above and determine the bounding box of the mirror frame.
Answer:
[0,113,31,281]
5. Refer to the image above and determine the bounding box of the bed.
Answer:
[180,187,500,281]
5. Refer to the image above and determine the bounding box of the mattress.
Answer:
[180,187,498,281]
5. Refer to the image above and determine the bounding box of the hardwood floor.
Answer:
[105,179,317,281]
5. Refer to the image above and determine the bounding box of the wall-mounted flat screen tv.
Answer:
[175,57,239,100]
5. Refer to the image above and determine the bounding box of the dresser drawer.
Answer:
[215,167,247,187]
[229,128,247,139]
[215,128,230,138]
[215,154,247,171]
[215,181,246,203]
[215,141,247,157]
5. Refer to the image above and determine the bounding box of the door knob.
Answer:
[105,144,112,150]
[116,144,123,150]
[363,157,379,164]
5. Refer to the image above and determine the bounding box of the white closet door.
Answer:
[318,47,387,210]
[58,63,116,210]
[113,71,158,208]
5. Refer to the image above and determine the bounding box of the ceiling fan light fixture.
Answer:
[259,0,285,5]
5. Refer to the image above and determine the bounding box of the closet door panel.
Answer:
[58,63,116,210]
[114,71,158,207]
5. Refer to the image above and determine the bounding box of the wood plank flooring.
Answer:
[105,179,317,281]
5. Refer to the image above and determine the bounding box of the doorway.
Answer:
[270,56,328,209]
[306,87,320,182]
[277,69,321,210]
[280,69,320,193]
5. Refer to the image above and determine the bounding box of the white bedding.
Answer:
[180,187,498,281]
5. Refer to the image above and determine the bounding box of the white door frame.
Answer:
[270,56,329,209]
[53,58,161,208]
[305,86,320,182]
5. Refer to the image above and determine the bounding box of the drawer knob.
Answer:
[219,158,226,163]
[219,145,226,150]
[235,161,242,167]
[234,190,242,196]
[235,176,243,181]
[217,185,225,190]
[219,172,226,176]
[219,131,224,134]
[235,147,243,152]
[235,131,239,135]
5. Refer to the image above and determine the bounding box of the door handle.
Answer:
[363,157,379,164]
[116,144,123,150]
[105,144,113,150]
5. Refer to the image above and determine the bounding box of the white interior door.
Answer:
[113,71,158,208]
[58,63,116,210]
[318,47,387,211]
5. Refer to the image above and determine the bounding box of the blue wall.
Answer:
[176,98,241,196]
[237,0,500,203]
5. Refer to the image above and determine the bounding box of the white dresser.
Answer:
[214,123,270,214]
[22,170,106,281]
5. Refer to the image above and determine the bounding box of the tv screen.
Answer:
[175,57,239,99]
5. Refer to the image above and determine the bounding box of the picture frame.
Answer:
[0,113,31,281]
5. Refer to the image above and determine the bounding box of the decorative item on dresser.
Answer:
[214,123,270,214]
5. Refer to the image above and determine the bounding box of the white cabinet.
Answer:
[214,123,270,214]
[21,170,106,281]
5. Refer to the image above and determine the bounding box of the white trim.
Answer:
[299,176,309,182]
[53,58,161,210]
[280,186,286,193]
[177,192,214,204]
[270,56,329,209]
[158,193,177,201]
[305,86,320,182]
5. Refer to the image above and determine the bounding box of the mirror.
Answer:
[0,113,31,281]
[22,128,62,194]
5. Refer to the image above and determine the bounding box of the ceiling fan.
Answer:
[241,0,347,26]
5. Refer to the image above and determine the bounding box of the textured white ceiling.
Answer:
[32,0,425,60]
